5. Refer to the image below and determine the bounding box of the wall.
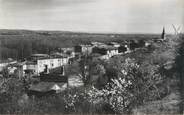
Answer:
[37,57,69,74]
[26,64,38,73]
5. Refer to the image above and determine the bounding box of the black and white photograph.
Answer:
[0,0,183,114]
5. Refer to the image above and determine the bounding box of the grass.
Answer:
[133,91,181,114]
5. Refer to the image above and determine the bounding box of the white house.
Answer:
[92,45,119,60]
[37,57,68,73]
[25,56,69,75]
[74,44,94,55]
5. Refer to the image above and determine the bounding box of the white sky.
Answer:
[0,0,183,33]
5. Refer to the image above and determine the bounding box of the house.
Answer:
[50,52,71,60]
[59,48,75,58]
[39,65,67,81]
[61,47,74,53]
[74,44,93,55]
[118,45,127,53]
[37,57,68,74]
[92,45,119,59]
[30,54,49,60]
[28,82,67,97]
[50,52,74,65]
[129,40,140,50]
[39,72,68,82]
[138,40,146,48]
[24,54,69,75]
[24,61,37,74]
[90,53,104,61]
[108,42,120,48]
[91,42,105,47]
[28,65,68,97]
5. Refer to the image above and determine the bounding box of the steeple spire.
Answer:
[161,27,166,40]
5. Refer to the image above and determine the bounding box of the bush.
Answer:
[86,58,167,113]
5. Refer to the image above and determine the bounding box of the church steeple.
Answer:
[161,27,166,40]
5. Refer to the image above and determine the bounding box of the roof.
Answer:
[120,42,129,46]
[60,47,74,52]
[39,73,68,82]
[30,54,51,60]
[75,44,93,48]
[0,59,17,64]
[81,44,93,47]
[95,45,118,50]
[25,61,37,65]
[31,54,49,57]
[29,82,67,92]
[91,42,105,45]
[29,55,69,61]
[91,53,103,57]
[61,47,74,50]
[50,52,69,58]
[108,42,120,45]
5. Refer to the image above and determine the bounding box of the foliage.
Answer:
[0,78,25,113]
[85,58,167,113]
[1,67,9,79]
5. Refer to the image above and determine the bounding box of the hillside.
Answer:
[0,29,162,44]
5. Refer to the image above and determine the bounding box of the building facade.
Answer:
[25,57,69,75]
[92,46,119,60]
[74,44,93,54]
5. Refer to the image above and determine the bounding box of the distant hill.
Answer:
[0,29,162,60]
[0,29,162,41]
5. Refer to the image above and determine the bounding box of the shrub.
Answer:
[87,58,167,113]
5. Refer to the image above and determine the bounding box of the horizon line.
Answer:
[0,28,174,35]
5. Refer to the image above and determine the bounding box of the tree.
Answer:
[87,58,166,113]
[2,67,9,79]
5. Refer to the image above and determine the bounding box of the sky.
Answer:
[0,0,183,33]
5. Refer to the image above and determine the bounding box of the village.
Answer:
[0,30,166,97]
[0,0,183,113]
